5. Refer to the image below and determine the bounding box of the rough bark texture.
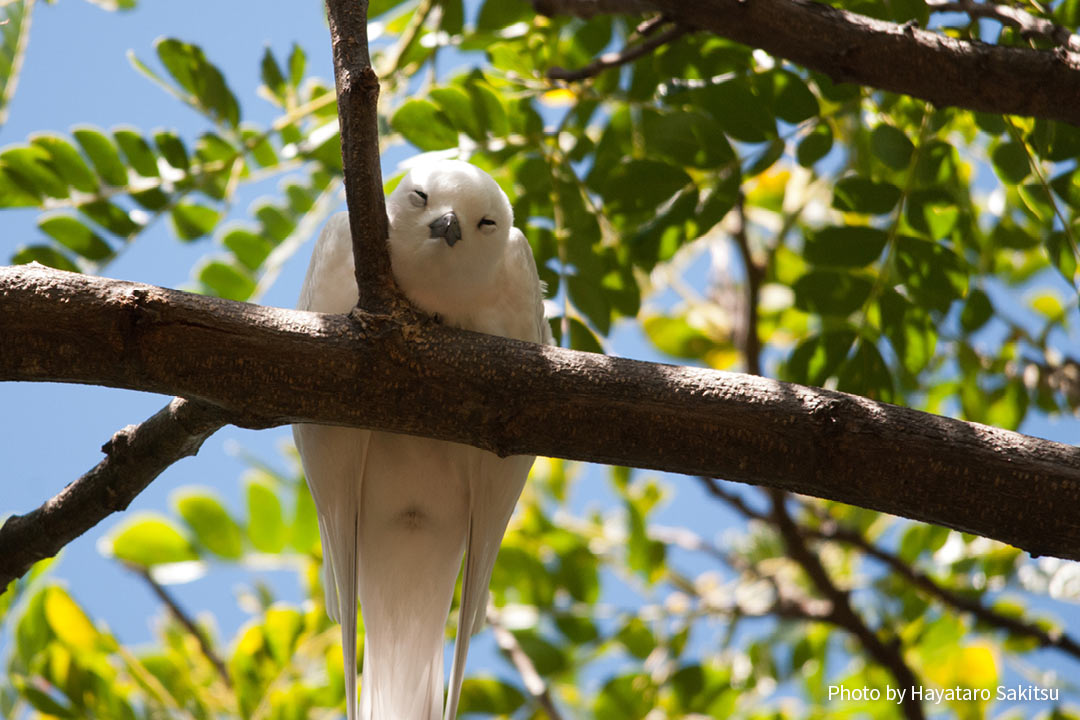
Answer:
[325,0,395,311]
[4,263,1080,563]
[540,0,1080,127]
[0,396,228,589]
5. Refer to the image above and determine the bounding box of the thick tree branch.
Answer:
[0,397,228,591]
[3,263,1080,581]
[537,0,1080,126]
[324,0,395,312]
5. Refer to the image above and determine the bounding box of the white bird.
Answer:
[292,159,551,720]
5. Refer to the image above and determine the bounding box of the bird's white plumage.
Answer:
[292,159,550,720]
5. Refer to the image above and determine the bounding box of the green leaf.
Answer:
[104,512,199,566]
[290,482,320,553]
[263,605,302,664]
[288,43,306,87]
[594,674,656,720]
[154,130,190,170]
[174,489,244,560]
[223,226,274,270]
[641,109,733,168]
[616,617,656,659]
[156,38,240,127]
[198,259,255,301]
[32,134,99,192]
[260,46,286,100]
[793,270,873,316]
[960,288,994,332]
[390,99,458,151]
[642,315,716,359]
[836,339,894,401]
[870,124,914,169]
[567,273,611,335]
[698,79,776,143]
[602,158,690,216]
[804,226,888,267]
[757,69,818,124]
[73,127,129,186]
[11,676,75,718]
[0,166,41,206]
[43,586,98,651]
[991,141,1029,184]
[797,122,833,167]
[894,236,967,312]
[12,244,79,272]
[39,215,113,261]
[832,176,901,215]
[170,203,221,241]
[80,200,140,237]
[458,677,526,715]
[113,129,160,177]
[246,476,286,553]
[880,289,936,376]
[476,0,532,32]
[567,317,603,353]
[785,330,856,386]
[430,86,481,139]
[1,145,68,198]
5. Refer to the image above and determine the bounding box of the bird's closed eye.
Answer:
[478,218,496,228]
[410,189,428,208]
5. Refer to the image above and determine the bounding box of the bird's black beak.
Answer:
[429,211,462,247]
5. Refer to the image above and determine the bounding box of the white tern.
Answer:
[293,159,552,720]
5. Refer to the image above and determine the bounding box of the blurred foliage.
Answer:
[3,0,1080,718]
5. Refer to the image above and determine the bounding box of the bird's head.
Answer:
[386,159,514,315]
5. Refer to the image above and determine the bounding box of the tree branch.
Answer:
[547,23,690,82]
[0,396,228,591]
[926,0,1080,51]
[707,480,1080,665]
[769,491,925,720]
[538,0,1080,127]
[131,564,233,689]
[4,263,1080,587]
[487,607,565,720]
[324,0,395,312]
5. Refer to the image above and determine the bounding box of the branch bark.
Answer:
[4,263,1080,575]
[537,0,1080,127]
[325,0,395,312]
[0,397,228,590]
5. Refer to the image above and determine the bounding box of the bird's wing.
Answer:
[444,227,551,720]
[293,212,370,720]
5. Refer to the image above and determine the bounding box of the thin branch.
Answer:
[540,0,1080,127]
[131,565,232,688]
[768,490,925,720]
[487,607,565,720]
[707,479,1080,666]
[0,396,229,591]
[926,0,1080,50]
[324,0,395,312]
[730,193,762,376]
[4,264,1080,589]
[793,500,1080,664]
[547,24,690,82]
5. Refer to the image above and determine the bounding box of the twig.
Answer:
[926,0,1080,50]
[131,565,232,688]
[547,24,689,82]
[768,490,926,720]
[0,398,229,592]
[730,193,762,376]
[487,607,565,720]
[792,499,1080,664]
